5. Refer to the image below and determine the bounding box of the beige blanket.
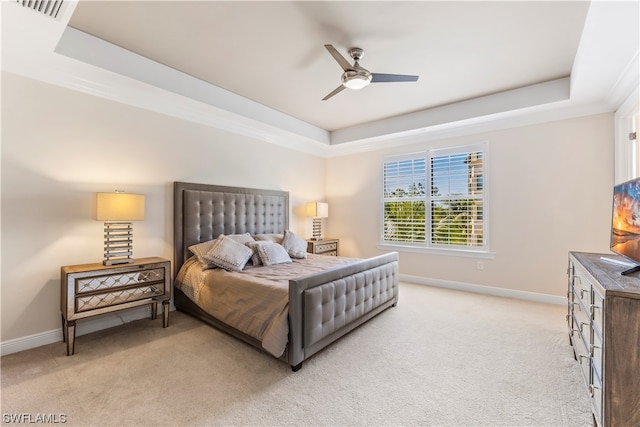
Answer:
[175,255,357,357]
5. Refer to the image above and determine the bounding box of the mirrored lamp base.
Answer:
[103,222,135,265]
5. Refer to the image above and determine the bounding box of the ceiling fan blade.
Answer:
[324,44,352,71]
[371,73,419,83]
[322,85,346,101]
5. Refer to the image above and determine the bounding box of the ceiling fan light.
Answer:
[342,74,371,90]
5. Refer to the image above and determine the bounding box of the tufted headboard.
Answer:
[173,182,289,276]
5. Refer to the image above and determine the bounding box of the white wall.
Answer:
[325,113,614,298]
[0,70,617,351]
[1,72,325,343]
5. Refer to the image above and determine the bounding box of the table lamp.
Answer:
[306,202,329,241]
[96,191,145,265]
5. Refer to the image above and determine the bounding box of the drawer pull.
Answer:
[579,321,589,332]
[578,354,590,365]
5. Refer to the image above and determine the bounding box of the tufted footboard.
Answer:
[288,252,399,371]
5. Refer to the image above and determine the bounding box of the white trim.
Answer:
[0,306,158,356]
[332,78,570,145]
[54,27,332,149]
[400,274,566,306]
[607,52,639,111]
[614,87,640,184]
[378,243,496,259]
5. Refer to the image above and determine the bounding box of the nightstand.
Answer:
[60,257,171,355]
[307,238,339,256]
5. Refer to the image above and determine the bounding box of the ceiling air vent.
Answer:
[17,0,64,19]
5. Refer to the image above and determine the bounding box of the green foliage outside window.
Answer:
[383,183,426,242]
[431,199,484,246]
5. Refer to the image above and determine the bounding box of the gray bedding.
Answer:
[175,254,359,357]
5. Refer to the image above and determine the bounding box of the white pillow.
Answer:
[257,242,292,266]
[226,233,255,245]
[245,241,271,266]
[188,239,217,264]
[253,233,284,244]
[282,230,307,259]
[189,233,255,264]
[203,235,253,272]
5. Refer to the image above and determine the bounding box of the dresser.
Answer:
[61,257,171,355]
[307,238,339,256]
[567,252,640,426]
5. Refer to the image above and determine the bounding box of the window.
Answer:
[383,155,427,243]
[382,143,488,252]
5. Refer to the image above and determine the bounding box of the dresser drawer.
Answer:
[76,283,166,312]
[315,242,337,253]
[591,370,603,422]
[573,274,591,308]
[307,239,339,256]
[592,328,603,378]
[572,322,591,382]
[75,268,166,294]
[572,289,590,334]
[591,287,604,335]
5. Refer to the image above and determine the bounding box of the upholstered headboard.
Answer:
[173,182,289,276]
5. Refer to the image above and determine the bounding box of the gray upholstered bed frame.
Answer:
[173,181,399,371]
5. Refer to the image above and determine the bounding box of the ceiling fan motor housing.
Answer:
[348,47,365,61]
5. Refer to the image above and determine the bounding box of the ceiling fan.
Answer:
[322,44,419,101]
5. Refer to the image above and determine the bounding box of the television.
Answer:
[610,177,640,275]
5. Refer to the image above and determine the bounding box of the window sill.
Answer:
[377,243,496,259]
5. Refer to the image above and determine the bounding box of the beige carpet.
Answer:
[1,283,592,426]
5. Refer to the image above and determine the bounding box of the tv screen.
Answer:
[611,177,640,273]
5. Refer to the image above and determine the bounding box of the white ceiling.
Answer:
[2,1,639,155]
[67,1,590,132]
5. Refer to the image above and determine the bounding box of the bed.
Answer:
[173,181,399,371]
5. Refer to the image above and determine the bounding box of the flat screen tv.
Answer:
[610,177,640,275]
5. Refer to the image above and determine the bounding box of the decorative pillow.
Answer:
[253,233,284,244]
[203,235,253,272]
[256,242,292,266]
[188,239,217,264]
[245,241,271,266]
[282,230,307,259]
[188,233,255,264]
[226,233,255,245]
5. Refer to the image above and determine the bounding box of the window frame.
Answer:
[379,142,492,258]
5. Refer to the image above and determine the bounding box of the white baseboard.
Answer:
[2,280,561,356]
[1,306,155,356]
[399,274,567,306]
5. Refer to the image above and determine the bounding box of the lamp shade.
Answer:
[96,193,145,221]
[306,202,329,218]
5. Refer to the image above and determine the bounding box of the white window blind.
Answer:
[382,143,488,251]
[429,148,484,247]
[383,155,427,243]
